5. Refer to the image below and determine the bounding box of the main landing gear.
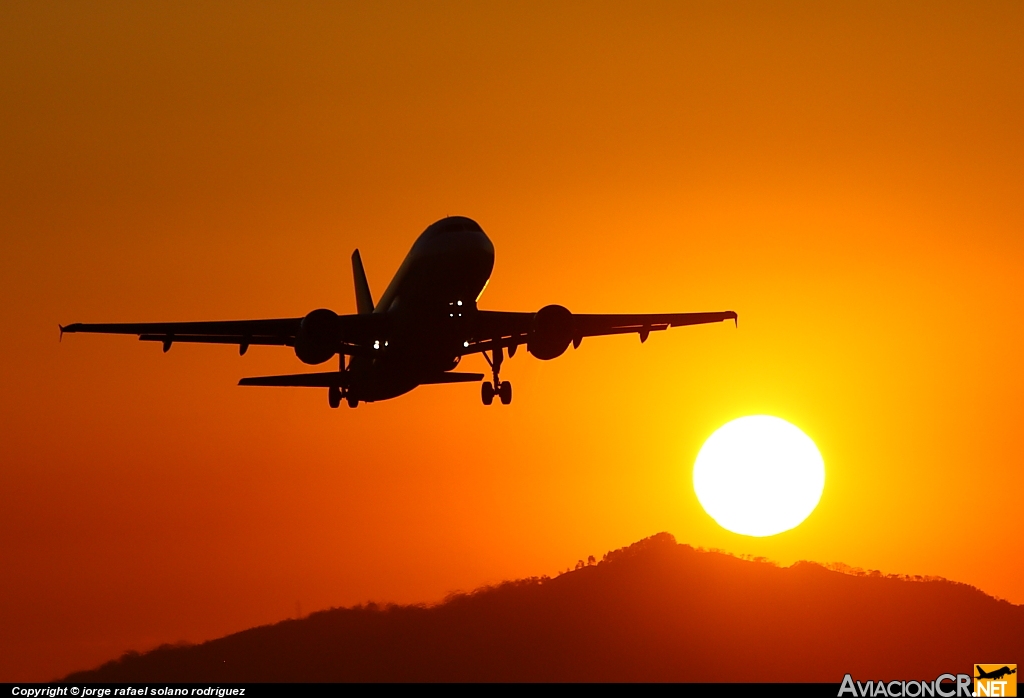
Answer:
[482,346,512,405]
[329,385,359,409]
[328,355,357,409]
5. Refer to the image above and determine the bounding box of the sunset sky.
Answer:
[2,1,1022,681]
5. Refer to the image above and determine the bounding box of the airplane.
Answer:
[61,216,738,408]
[976,666,1016,681]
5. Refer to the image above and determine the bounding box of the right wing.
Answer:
[60,318,303,354]
[59,313,384,356]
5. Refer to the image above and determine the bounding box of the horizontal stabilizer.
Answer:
[419,372,485,384]
[239,372,347,388]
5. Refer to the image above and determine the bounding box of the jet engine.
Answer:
[528,304,574,360]
[294,308,339,365]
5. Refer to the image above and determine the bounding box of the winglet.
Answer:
[59,324,65,342]
[351,249,374,315]
[729,311,738,328]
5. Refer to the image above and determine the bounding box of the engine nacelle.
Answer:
[294,308,339,365]
[528,304,573,360]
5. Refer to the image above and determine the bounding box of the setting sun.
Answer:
[693,416,825,537]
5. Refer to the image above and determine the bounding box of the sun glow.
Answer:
[693,416,825,537]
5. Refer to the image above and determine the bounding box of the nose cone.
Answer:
[415,216,494,257]
[423,216,484,236]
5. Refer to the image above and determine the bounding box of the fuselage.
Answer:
[347,216,494,402]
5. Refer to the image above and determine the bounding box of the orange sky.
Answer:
[2,0,1022,682]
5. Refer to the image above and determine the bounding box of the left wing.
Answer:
[573,311,738,339]
[464,309,737,355]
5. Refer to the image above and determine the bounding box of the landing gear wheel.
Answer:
[481,381,495,405]
[328,386,341,409]
[346,396,358,408]
[498,380,512,405]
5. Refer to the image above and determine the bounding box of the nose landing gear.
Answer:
[497,379,512,405]
[482,346,512,405]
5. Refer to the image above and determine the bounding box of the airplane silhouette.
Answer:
[976,666,1016,681]
[61,216,737,408]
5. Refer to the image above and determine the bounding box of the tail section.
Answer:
[351,250,374,315]
[239,371,347,387]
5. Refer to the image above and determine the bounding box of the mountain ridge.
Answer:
[64,533,1023,682]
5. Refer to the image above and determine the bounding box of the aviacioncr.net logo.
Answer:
[839,673,973,697]
[974,664,1017,697]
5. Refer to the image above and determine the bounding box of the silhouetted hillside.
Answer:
[64,534,1023,682]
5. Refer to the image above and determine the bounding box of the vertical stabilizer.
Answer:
[351,249,374,315]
